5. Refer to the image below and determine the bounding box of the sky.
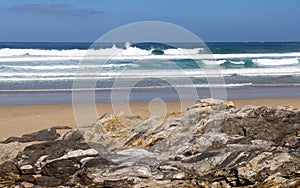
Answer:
[0,0,299,42]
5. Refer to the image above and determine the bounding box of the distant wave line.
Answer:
[3,83,300,93]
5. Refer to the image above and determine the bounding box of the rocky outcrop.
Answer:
[0,99,299,187]
[0,126,72,144]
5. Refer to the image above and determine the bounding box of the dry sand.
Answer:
[1,98,299,140]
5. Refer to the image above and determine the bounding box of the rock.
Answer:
[20,181,34,188]
[0,126,71,144]
[221,106,300,147]
[41,159,80,180]
[34,176,63,187]
[151,49,164,55]
[0,99,299,187]
[19,164,34,175]
[0,141,37,164]
[62,129,84,141]
[0,161,20,185]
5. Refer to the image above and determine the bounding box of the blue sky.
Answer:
[0,0,299,42]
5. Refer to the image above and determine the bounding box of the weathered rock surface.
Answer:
[0,126,72,144]
[0,99,299,187]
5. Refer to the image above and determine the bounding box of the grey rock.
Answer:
[1,99,300,187]
[34,176,63,187]
[1,126,72,144]
[62,129,84,141]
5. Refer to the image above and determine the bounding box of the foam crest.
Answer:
[1,46,300,62]
[253,58,299,66]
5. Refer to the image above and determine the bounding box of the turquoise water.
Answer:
[0,42,300,91]
[0,42,300,105]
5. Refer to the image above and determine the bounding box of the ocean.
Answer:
[1,42,300,105]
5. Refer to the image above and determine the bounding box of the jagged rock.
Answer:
[20,181,34,188]
[0,99,299,187]
[16,140,92,175]
[34,176,63,187]
[0,141,38,164]
[221,106,300,147]
[1,126,72,144]
[0,161,20,186]
[62,129,84,141]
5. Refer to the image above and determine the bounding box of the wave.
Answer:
[216,58,300,68]
[1,64,131,70]
[1,44,300,83]
[1,46,300,62]
[253,58,300,66]
[3,83,300,93]
[1,58,298,72]
[1,66,300,80]
[211,53,300,59]
[0,83,255,92]
[219,60,256,68]
[221,66,300,76]
[0,48,86,57]
[0,56,83,62]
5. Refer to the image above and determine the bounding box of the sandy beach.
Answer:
[0,97,299,140]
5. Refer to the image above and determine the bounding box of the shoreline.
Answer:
[1,86,300,105]
[1,97,300,140]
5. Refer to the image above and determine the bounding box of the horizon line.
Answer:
[0,40,300,43]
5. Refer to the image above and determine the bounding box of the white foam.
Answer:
[221,66,300,76]
[212,52,300,59]
[0,83,255,91]
[4,64,130,70]
[164,48,204,55]
[253,58,299,66]
[1,47,300,62]
[0,56,83,62]
[2,65,300,81]
[0,48,86,57]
